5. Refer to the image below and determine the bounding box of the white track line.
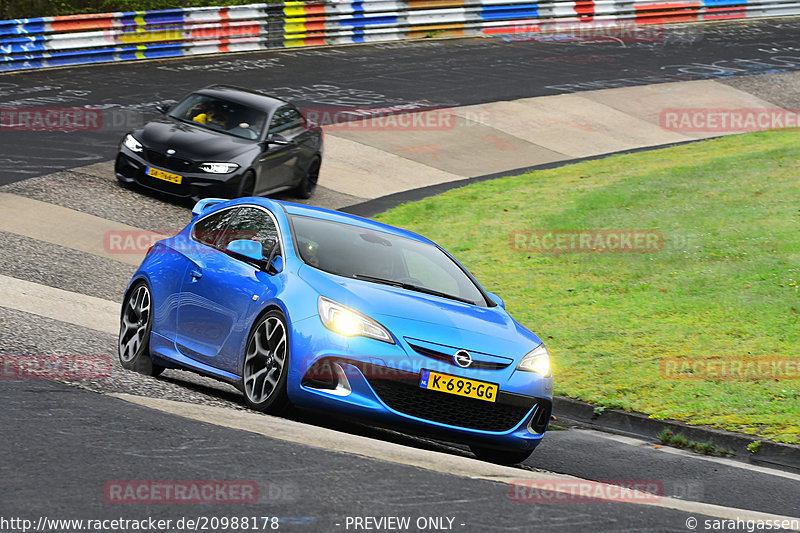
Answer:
[579,429,800,483]
[0,192,150,267]
[0,274,118,335]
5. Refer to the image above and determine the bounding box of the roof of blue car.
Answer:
[196,197,434,245]
[278,200,435,245]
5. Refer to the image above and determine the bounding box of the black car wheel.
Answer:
[119,282,164,376]
[242,309,291,414]
[470,445,533,465]
[237,170,256,198]
[294,157,320,199]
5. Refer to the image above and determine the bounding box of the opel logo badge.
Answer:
[166,149,176,156]
[453,350,472,368]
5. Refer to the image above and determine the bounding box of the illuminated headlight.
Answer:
[199,162,240,174]
[123,134,143,153]
[318,296,394,344]
[516,343,551,376]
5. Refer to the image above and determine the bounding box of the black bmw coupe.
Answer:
[115,85,323,201]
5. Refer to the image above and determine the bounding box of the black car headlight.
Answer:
[199,162,240,174]
[123,134,143,153]
[516,343,551,376]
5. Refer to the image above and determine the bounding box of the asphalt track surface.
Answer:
[0,380,742,533]
[2,17,800,533]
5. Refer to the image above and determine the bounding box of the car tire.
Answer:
[241,309,291,414]
[294,157,320,199]
[118,282,164,377]
[469,445,533,465]
[237,170,256,198]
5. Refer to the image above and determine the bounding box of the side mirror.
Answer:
[269,255,284,275]
[264,240,284,275]
[226,239,265,263]
[155,103,170,114]
[487,292,505,309]
[267,133,291,146]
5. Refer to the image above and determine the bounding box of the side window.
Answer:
[269,106,303,136]
[192,208,238,249]
[285,107,303,132]
[219,207,280,256]
[269,107,291,135]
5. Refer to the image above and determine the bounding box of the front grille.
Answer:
[364,366,537,432]
[145,149,195,173]
[408,342,511,370]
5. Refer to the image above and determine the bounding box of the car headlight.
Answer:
[516,343,551,376]
[123,134,143,153]
[318,296,394,344]
[199,162,240,174]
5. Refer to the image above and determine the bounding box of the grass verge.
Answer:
[375,129,800,443]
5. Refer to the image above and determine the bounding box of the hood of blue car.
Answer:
[299,265,541,360]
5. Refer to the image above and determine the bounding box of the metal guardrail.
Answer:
[1,0,799,72]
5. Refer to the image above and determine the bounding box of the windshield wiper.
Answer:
[353,274,404,287]
[352,274,476,305]
[401,284,477,305]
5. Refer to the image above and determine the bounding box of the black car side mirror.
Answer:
[155,103,170,114]
[267,133,291,146]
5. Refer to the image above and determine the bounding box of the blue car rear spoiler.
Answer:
[191,198,228,218]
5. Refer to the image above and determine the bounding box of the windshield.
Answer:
[169,93,267,140]
[290,215,489,307]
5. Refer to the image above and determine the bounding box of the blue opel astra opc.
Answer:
[119,197,553,464]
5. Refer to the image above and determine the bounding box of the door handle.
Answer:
[190,269,203,280]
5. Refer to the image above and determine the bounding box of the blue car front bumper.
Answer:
[285,316,553,452]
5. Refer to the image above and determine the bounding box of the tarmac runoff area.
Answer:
[313,75,798,203]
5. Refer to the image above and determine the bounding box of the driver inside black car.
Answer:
[192,103,228,129]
